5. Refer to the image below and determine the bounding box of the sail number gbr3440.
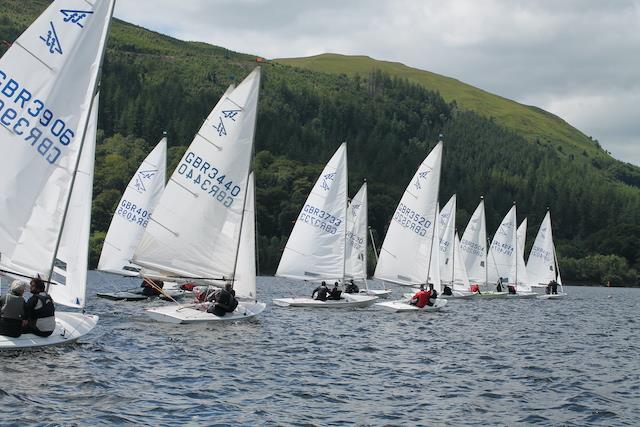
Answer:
[176,151,243,208]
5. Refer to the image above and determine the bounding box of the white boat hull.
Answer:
[145,301,266,324]
[360,289,392,298]
[537,293,568,300]
[0,312,98,350]
[403,290,475,300]
[506,292,538,299]
[273,293,377,308]
[375,298,448,312]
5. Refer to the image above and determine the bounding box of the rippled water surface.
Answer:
[2,273,639,426]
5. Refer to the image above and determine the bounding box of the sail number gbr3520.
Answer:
[176,151,242,208]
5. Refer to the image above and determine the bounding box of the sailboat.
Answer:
[128,68,265,323]
[0,0,115,349]
[373,142,448,312]
[273,144,378,308]
[511,218,537,298]
[527,211,566,299]
[345,182,392,298]
[95,138,186,301]
[438,195,473,299]
[487,204,518,298]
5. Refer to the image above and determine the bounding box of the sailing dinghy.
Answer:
[508,218,537,298]
[373,142,447,312]
[0,0,115,349]
[133,68,265,323]
[273,144,378,308]
[527,211,566,299]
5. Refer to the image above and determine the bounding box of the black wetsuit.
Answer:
[312,285,329,301]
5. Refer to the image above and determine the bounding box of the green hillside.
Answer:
[1,1,639,285]
[276,54,606,160]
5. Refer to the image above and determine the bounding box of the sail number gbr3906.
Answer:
[177,151,242,208]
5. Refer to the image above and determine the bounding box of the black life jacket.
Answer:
[1,294,25,320]
[35,293,55,318]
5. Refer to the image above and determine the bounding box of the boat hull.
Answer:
[272,293,377,308]
[145,301,266,324]
[506,292,538,299]
[375,298,448,312]
[360,289,392,298]
[0,312,98,350]
[537,293,567,300]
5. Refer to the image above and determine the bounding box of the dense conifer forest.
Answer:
[2,0,638,284]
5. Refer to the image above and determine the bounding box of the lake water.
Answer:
[2,273,639,426]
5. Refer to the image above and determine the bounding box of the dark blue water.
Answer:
[2,272,639,426]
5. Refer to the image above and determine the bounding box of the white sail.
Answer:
[527,212,558,286]
[452,232,470,291]
[133,68,261,280]
[488,205,518,286]
[98,138,167,276]
[516,218,530,290]
[276,143,348,281]
[48,93,98,308]
[438,194,456,284]
[345,182,367,280]
[234,172,256,300]
[428,204,442,292]
[0,0,115,280]
[374,142,443,286]
[460,198,487,286]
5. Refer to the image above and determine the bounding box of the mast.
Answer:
[425,136,443,286]
[342,143,348,283]
[363,179,368,290]
[482,196,488,289]
[47,0,117,286]
[451,229,456,287]
[513,201,517,290]
[231,67,262,287]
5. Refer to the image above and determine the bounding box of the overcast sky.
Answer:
[115,0,639,166]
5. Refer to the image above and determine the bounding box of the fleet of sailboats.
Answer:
[0,0,572,349]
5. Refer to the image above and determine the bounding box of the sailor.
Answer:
[23,277,56,337]
[496,278,503,293]
[427,283,438,306]
[409,284,429,308]
[311,281,329,301]
[0,281,27,338]
[344,279,359,294]
[207,283,238,316]
[141,278,164,297]
[442,285,453,296]
[328,282,341,300]
[550,279,558,295]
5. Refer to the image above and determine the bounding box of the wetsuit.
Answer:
[312,285,329,301]
[23,292,55,337]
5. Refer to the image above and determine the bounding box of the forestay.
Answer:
[233,172,256,300]
[48,93,98,308]
[460,198,488,286]
[276,143,348,281]
[488,205,518,285]
[344,182,367,280]
[133,68,261,280]
[98,138,167,276]
[526,212,558,286]
[374,142,443,286]
[0,0,115,282]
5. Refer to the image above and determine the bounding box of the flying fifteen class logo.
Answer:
[133,169,158,193]
[40,22,63,54]
[60,9,94,28]
[498,221,513,236]
[321,172,335,191]
[351,203,361,217]
[413,169,431,190]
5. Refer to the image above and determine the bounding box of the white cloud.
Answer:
[114,0,640,165]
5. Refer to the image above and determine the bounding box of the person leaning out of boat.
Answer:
[140,278,164,297]
[409,284,429,308]
[311,281,329,301]
[22,277,55,337]
[0,281,27,338]
[345,279,359,294]
[427,283,438,306]
[328,282,341,300]
[207,283,238,316]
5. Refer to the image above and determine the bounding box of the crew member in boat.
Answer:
[507,284,516,294]
[141,278,164,297]
[409,284,429,308]
[427,283,438,306]
[345,279,359,294]
[22,277,56,337]
[442,284,453,296]
[328,282,341,300]
[549,279,558,295]
[206,283,238,316]
[496,278,503,292]
[311,281,329,301]
[469,283,481,295]
[0,281,27,338]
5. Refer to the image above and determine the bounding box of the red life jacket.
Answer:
[412,290,430,308]
[470,284,480,293]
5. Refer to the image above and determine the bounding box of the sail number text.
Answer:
[116,199,150,228]
[299,204,342,235]
[177,151,242,208]
[393,202,431,236]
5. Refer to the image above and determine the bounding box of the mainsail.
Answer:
[526,211,559,286]
[438,195,457,285]
[0,0,114,306]
[133,68,261,280]
[344,182,367,280]
[427,204,442,292]
[374,142,443,286]
[276,143,348,281]
[488,205,518,285]
[98,137,167,276]
[516,218,531,290]
[233,172,256,299]
[460,198,488,286]
[452,232,470,292]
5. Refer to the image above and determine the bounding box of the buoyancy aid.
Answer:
[1,294,25,320]
[34,293,55,318]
